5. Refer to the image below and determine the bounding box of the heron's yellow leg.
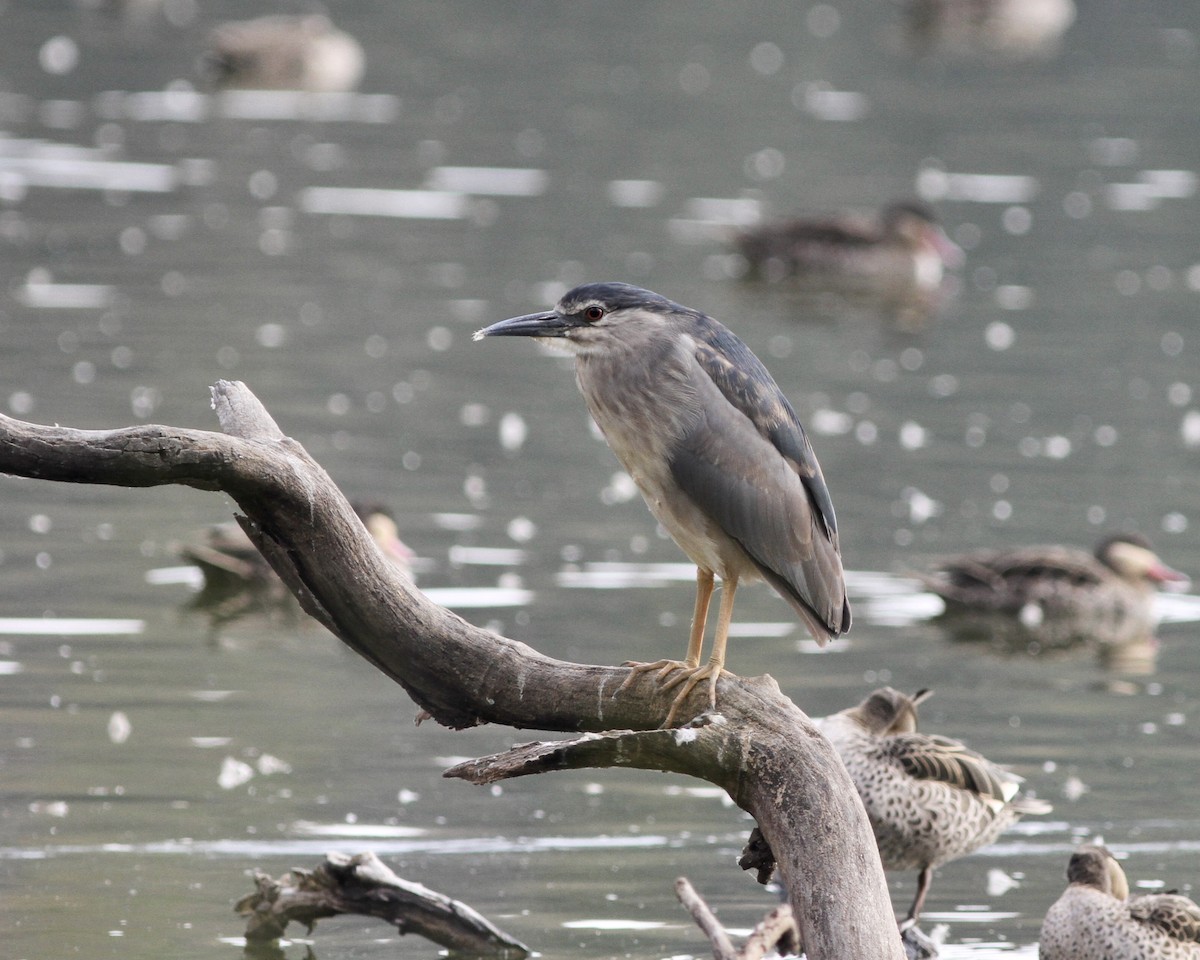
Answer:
[618,567,714,690]
[619,569,739,726]
[706,574,738,673]
[657,576,738,724]
[685,567,715,666]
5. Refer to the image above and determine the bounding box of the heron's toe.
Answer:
[661,664,724,726]
[616,658,689,694]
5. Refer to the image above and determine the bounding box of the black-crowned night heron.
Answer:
[474,282,850,723]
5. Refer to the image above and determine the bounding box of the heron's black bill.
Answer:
[473,310,573,340]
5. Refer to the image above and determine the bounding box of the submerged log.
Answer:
[0,381,904,960]
[235,851,529,956]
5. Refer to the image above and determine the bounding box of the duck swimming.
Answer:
[183,501,413,604]
[1039,844,1200,959]
[735,201,963,293]
[903,0,1077,61]
[918,533,1188,646]
[203,15,365,93]
[814,686,1051,930]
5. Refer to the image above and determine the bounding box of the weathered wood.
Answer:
[675,876,740,960]
[0,381,904,960]
[673,877,800,960]
[235,851,529,956]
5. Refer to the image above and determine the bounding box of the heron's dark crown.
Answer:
[557,282,691,318]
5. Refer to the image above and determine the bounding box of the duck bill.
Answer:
[1150,562,1190,590]
[473,310,573,340]
[932,228,965,268]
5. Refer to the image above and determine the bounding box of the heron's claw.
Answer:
[617,658,690,692]
[618,659,726,726]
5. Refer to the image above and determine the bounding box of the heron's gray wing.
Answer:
[688,315,839,541]
[666,317,849,638]
[885,733,1019,808]
[1128,894,1200,942]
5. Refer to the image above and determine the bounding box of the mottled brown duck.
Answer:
[736,201,963,293]
[919,533,1188,646]
[815,686,1051,930]
[1039,844,1200,959]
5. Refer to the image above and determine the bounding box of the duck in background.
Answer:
[202,14,365,92]
[902,0,1077,61]
[1039,845,1200,959]
[734,201,963,330]
[917,533,1189,649]
[182,501,413,624]
[814,687,1051,932]
[736,201,963,292]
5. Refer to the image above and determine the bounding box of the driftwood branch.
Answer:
[0,381,904,960]
[675,877,803,960]
[675,876,741,959]
[673,877,800,960]
[235,851,529,956]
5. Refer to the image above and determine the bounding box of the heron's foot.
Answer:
[616,658,693,693]
[618,659,726,726]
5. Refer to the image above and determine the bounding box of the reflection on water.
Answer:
[2,0,1199,957]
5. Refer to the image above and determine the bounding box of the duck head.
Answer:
[1096,533,1189,589]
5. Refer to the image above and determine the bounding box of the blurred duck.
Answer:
[904,0,1076,60]
[919,533,1188,645]
[1039,845,1200,959]
[203,15,365,92]
[735,201,963,294]
[814,687,1051,930]
[184,501,413,595]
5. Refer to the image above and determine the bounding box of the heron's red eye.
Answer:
[583,306,604,322]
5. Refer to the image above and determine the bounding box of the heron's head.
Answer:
[474,282,692,356]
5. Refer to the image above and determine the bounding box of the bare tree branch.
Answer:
[0,381,904,959]
[675,877,740,960]
[673,878,800,960]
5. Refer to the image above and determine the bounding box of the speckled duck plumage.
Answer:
[1039,845,1200,959]
[815,686,1051,927]
[919,533,1188,644]
[736,201,963,292]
